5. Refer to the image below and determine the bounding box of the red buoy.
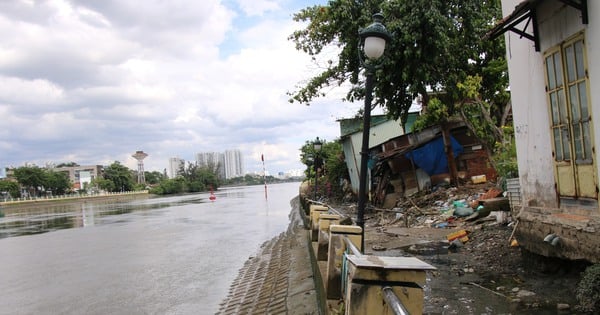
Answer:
[209,186,216,201]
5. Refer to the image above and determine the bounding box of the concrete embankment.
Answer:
[216,196,320,315]
[0,191,149,210]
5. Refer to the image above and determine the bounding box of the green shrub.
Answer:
[576,264,600,313]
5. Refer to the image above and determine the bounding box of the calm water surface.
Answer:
[0,182,300,315]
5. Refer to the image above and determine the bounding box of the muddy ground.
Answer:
[328,184,588,315]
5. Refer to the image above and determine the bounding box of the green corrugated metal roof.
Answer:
[338,115,389,137]
[338,113,419,137]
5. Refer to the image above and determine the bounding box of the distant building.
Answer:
[168,157,185,178]
[53,165,103,190]
[224,149,244,179]
[193,149,244,179]
[196,152,225,179]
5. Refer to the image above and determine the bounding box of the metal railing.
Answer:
[0,190,148,205]
[306,198,411,315]
[306,199,353,224]
[342,236,410,315]
[344,236,362,257]
[382,286,411,315]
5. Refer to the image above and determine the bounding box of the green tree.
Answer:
[290,0,509,185]
[91,177,116,192]
[186,166,219,192]
[150,162,219,195]
[13,166,46,197]
[0,180,20,198]
[180,162,198,182]
[289,0,507,124]
[196,167,219,191]
[149,177,186,195]
[299,138,349,200]
[43,170,71,195]
[103,162,135,192]
[455,75,514,171]
[144,171,166,185]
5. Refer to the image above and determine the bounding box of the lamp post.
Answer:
[306,153,314,197]
[357,13,391,252]
[313,137,323,201]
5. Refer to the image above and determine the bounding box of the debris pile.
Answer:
[328,182,582,313]
[373,184,512,231]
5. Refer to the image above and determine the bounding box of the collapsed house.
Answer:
[371,121,497,209]
[339,115,497,209]
[338,114,415,196]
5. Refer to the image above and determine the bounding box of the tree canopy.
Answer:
[102,161,135,192]
[0,180,20,199]
[288,0,508,126]
[12,166,71,196]
[299,138,349,200]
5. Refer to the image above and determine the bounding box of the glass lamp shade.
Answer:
[313,137,322,151]
[363,36,386,59]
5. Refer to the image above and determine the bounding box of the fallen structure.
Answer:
[370,122,497,209]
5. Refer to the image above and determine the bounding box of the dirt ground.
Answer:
[327,183,588,314]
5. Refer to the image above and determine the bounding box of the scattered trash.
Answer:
[464,282,508,298]
[372,244,386,251]
[471,175,487,184]
[448,239,464,251]
[447,229,469,242]
[516,289,536,298]
[436,222,449,228]
[556,303,570,310]
[454,206,474,217]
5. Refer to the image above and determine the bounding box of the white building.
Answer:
[488,0,598,263]
[224,149,244,179]
[196,152,225,179]
[168,157,184,178]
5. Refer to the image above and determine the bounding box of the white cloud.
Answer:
[0,76,65,107]
[1,0,352,175]
[236,0,280,16]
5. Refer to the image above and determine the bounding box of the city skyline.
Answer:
[2,147,304,179]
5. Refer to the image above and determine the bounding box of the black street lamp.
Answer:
[313,137,323,201]
[357,13,391,252]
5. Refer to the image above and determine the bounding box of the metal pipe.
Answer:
[344,236,362,257]
[382,286,410,315]
[544,233,556,243]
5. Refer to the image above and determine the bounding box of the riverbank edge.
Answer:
[215,195,323,314]
[0,191,149,209]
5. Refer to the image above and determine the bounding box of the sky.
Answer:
[0,0,373,176]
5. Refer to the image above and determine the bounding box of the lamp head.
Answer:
[313,137,323,151]
[359,13,392,60]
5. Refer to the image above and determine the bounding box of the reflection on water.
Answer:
[0,194,210,239]
[218,186,247,199]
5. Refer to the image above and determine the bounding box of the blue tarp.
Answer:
[405,136,464,175]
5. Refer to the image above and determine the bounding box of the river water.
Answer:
[0,182,300,315]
